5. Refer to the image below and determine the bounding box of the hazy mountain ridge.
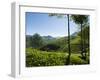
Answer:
[42,35,55,40]
[26,33,77,44]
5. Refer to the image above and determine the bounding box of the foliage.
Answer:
[48,13,66,18]
[70,54,88,64]
[40,43,60,52]
[26,48,89,67]
[32,33,44,48]
[71,15,88,25]
[71,15,89,59]
[26,48,67,67]
[26,35,33,48]
[78,25,89,44]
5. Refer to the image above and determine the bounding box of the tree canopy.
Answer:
[32,33,44,48]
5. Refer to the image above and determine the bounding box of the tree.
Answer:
[49,14,71,64]
[26,35,32,48]
[71,15,88,59]
[78,25,90,55]
[67,14,71,64]
[32,33,44,48]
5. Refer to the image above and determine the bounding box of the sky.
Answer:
[25,12,79,37]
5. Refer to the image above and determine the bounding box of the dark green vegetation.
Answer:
[26,25,89,67]
[71,15,89,59]
[26,48,89,67]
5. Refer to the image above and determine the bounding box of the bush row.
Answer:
[26,48,89,67]
[26,48,67,67]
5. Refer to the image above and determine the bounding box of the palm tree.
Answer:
[71,15,88,59]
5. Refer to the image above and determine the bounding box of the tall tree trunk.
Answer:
[88,27,89,63]
[83,27,86,59]
[81,23,83,57]
[67,14,71,64]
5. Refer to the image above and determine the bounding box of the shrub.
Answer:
[70,54,87,65]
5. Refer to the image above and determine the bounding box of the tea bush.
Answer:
[26,48,89,67]
[26,48,67,67]
[70,54,88,65]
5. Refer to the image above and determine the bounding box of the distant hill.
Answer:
[26,32,79,48]
[42,35,55,40]
[71,32,78,37]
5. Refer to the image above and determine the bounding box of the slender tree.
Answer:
[49,14,71,64]
[67,14,71,64]
[71,15,88,59]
